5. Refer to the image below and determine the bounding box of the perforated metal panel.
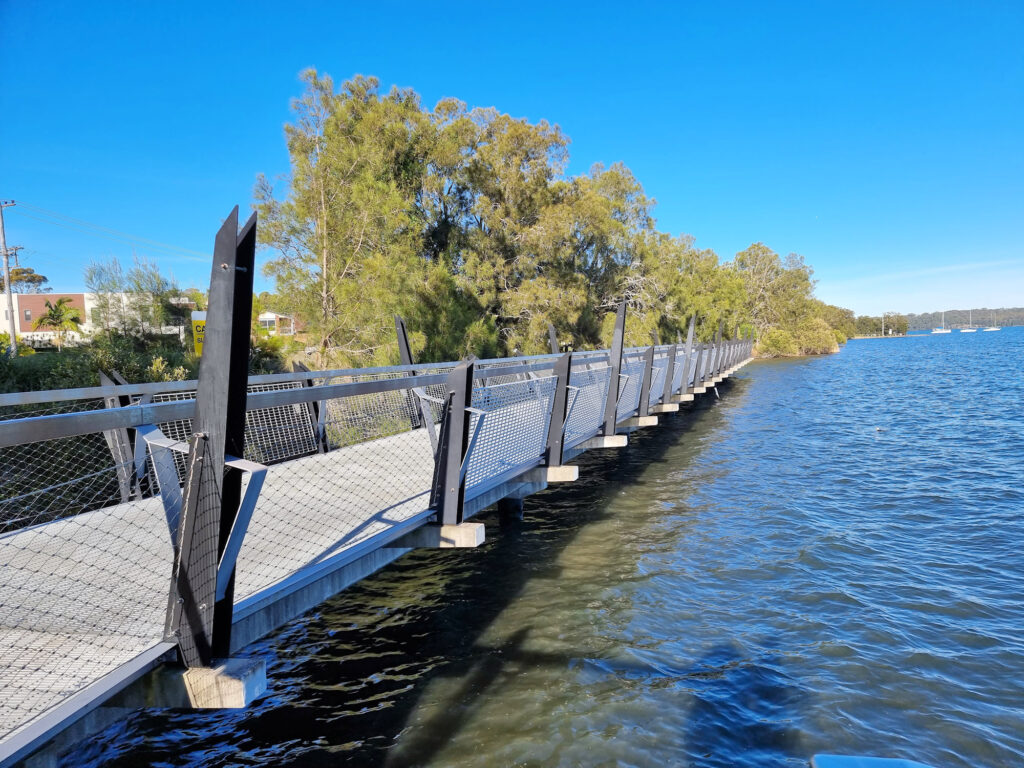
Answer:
[463,376,557,499]
[671,348,687,394]
[649,355,669,405]
[564,364,612,449]
[617,355,646,422]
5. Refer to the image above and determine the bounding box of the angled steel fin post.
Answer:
[602,302,626,435]
[395,315,423,430]
[637,345,655,416]
[682,315,696,391]
[430,358,474,526]
[662,338,677,401]
[293,361,325,454]
[98,370,134,502]
[547,323,559,355]
[715,320,724,375]
[164,431,210,661]
[544,352,572,466]
[168,207,258,666]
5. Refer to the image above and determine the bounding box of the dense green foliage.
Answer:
[854,314,909,336]
[0,332,195,392]
[0,267,50,293]
[256,71,855,366]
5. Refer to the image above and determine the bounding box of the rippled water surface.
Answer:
[78,329,1024,767]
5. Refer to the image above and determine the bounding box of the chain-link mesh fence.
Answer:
[0,340,755,748]
[1,434,172,743]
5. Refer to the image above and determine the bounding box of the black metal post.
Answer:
[662,341,676,402]
[98,371,135,502]
[716,320,725,375]
[697,342,709,386]
[394,315,422,429]
[602,302,626,435]
[293,361,326,454]
[682,316,696,392]
[544,352,572,466]
[637,345,655,416]
[165,431,210,665]
[430,358,474,526]
[547,323,559,355]
[172,207,256,665]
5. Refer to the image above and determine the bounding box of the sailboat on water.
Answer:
[983,310,1000,332]
[961,309,977,332]
[931,311,951,334]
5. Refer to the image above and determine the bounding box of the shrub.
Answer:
[833,329,847,346]
[793,317,840,355]
[756,328,799,358]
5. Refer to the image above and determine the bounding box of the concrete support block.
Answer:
[621,415,658,428]
[580,434,628,449]
[671,393,695,403]
[692,386,707,394]
[523,464,579,483]
[182,657,266,709]
[389,522,485,549]
[650,403,679,413]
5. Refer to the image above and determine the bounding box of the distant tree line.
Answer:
[851,314,909,336]
[255,70,856,366]
[905,308,1022,331]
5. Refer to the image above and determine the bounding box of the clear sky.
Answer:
[2,0,1021,315]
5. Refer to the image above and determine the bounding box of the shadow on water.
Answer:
[684,641,804,768]
[69,376,803,768]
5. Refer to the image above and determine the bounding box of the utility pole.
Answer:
[1,200,17,357]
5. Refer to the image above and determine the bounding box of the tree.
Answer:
[256,71,439,367]
[0,267,50,294]
[84,255,183,335]
[33,297,82,351]
[256,69,855,363]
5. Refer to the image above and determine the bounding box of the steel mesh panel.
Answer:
[141,382,319,479]
[233,395,437,599]
[1,401,141,532]
[616,356,646,422]
[0,449,174,743]
[463,376,556,499]
[649,356,669,405]
[671,350,687,394]
[564,364,612,449]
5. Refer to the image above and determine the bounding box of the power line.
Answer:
[9,201,211,262]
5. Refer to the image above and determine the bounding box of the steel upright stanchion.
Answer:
[168,207,257,666]
[602,302,626,436]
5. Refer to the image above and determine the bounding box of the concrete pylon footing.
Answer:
[621,415,658,428]
[182,657,267,708]
[389,522,485,549]
[580,435,628,449]
[650,403,679,413]
[523,465,579,483]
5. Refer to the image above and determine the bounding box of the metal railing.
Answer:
[0,208,756,760]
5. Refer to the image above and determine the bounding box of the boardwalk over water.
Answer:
[0,213,754,766]
[0,336,751,765]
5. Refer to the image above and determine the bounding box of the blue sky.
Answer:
[2,0,1021,315]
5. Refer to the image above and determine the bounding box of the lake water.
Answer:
[75,328,1024,767]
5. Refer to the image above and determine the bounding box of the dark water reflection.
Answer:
[75,329,1024,767]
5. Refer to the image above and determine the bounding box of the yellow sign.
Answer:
[191,311,206,356]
